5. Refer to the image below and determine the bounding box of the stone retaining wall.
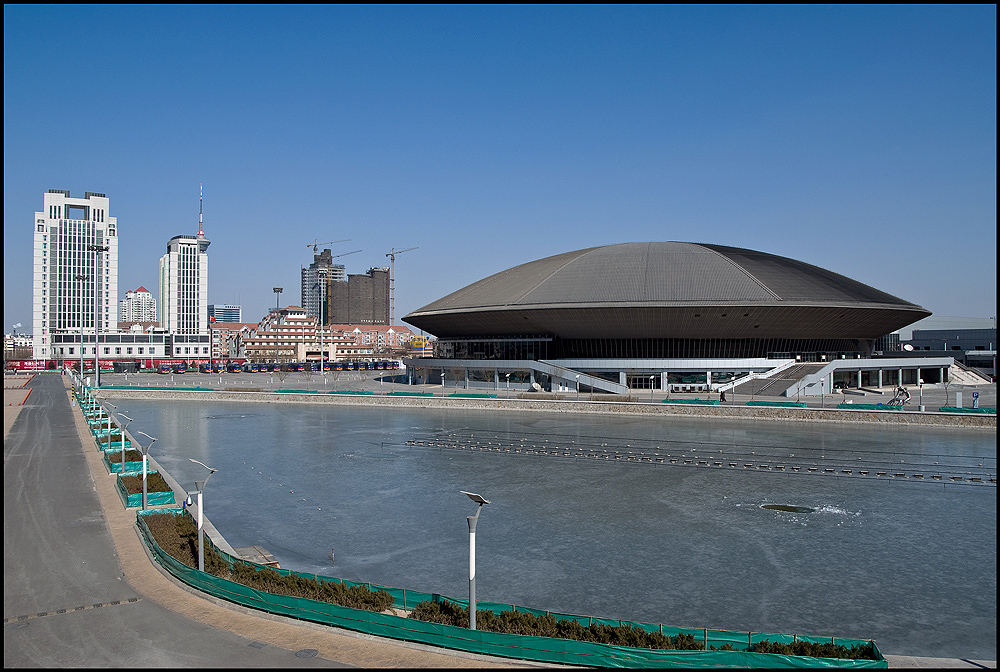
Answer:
[95,389,996,430]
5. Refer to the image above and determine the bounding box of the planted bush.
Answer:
[409,600,879,660]
[108,448,143,462]
[409,600,703,650]
[751,639,878,660]
[143,512,393,613]
[119,472,171,495]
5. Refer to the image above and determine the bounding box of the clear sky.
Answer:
[4,5,996,335]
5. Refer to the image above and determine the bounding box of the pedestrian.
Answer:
[720,390,727,403]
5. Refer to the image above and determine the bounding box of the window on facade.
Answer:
[104,348,110,355]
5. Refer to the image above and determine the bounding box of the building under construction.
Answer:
[325,267,390,326]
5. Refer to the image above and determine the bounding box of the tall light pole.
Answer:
[117,414,134,473]
[272,287,283,366]
[103,401,117,452]
[576,374,581,401]
[88,243,110,387]
[189,458,218,572]
[649,375,654,403]
[74,275,89,377]
[136,431,157,511]
[385,247,418,327]
[506,372,510,399]
[460,490,490,630]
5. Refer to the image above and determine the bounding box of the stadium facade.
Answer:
[402,242,955,396]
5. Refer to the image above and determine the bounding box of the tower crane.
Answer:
[308,238,350,254]
[385,247,418,326]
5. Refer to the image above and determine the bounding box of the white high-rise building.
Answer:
[119,286,157,322]
[32,190,119,360]
[159,233,210,335]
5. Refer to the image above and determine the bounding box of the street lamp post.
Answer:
[136,432,157,510]
[117,414,134,473]
[88,244,110,387]
[103,401,117,451]
[74,274,89,378]
[505,373,510,399]
[649,375,654,403]
[460,490,490,630]
[576,374,580,401]
[189,458,218,572]
[918,378,925,412]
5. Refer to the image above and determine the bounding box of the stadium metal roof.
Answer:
[403,242,931,340]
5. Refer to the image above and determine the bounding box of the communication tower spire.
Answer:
[198,183,204,236]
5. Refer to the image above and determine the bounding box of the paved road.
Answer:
[3,372,519,668]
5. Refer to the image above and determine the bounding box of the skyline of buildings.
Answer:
[22,187,418,366]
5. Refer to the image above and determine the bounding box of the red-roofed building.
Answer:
[118,286,157,323]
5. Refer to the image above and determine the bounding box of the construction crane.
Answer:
[385,247,418,326]
[307,238,350,254]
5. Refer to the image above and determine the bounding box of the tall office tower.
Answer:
[159,187,211,335]
[301,249,347,323]
[119,286,157,322]
[159,233,211,334]
[328,267,390,325]
[208,304,241,322]
[32,190,119,361]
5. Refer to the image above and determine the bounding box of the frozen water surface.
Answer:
[108,399,996,659]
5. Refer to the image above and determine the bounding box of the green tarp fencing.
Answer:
[662,398,720,405]
[115,472,175,508]
[449,393,498,398]
[746,401,808,408]
[836,404,903,411]
[328,390,374,395]
[938,407,996,414]
[136,510,885,668]
[102,449,143,474]
[387,392,435,397]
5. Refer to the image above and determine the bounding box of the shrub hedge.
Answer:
[119,472,171,495]
[143,512,393,612]
[409,599,704,650]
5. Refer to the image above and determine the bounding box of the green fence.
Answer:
[938,407,996,414]
[449,393,498,399]
[115,472,175,508]
[662,398,720,405]
[136,510,884,668]
[746,401,808,408]
[328,390,375,396]
[102,449,143,474]
[836,404,903,411]
[387,391,435,397]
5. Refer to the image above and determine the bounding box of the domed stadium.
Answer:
[402,242,942,395]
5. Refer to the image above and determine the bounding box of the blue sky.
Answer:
[4,5,996,334]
